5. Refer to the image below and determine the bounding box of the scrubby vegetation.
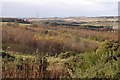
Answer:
[65,41,120,78]
[2,21,120,79]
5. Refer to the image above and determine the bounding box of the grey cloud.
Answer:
[1,1,118,18]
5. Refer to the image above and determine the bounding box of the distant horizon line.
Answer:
[0,15,118,19]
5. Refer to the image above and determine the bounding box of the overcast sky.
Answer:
[0,0,119,18]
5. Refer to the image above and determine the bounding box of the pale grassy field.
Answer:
[0,22,31,26]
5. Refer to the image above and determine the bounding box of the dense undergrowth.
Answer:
[2,22,120,78]
[65,41,120,78]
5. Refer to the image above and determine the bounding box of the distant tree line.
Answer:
[1,18,31,24]
[38,21,86,27]
[81,25,113,31]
